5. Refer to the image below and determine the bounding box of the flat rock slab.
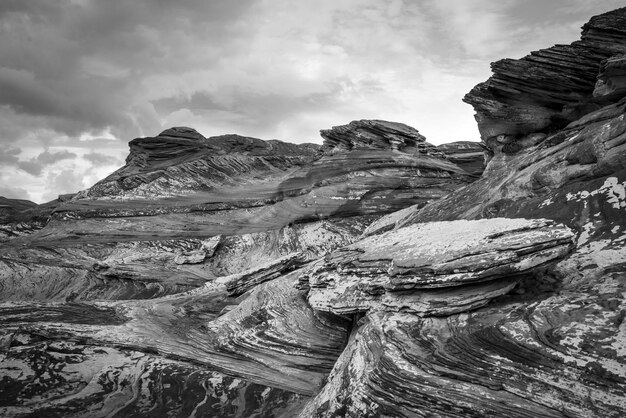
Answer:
[306,218,574,315]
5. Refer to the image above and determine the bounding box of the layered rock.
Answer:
[464,7,626,157]
[0,333,307,417]
[303,218,574,315]
[595,54,626,101]
[3,122,474,246]
[0,269,349,397]
[0,196,60,241]
[311,9,626,416]
[320,119,442,155]
[381,97,626,230]
[436,140,486,176]
[5,8,626,418]
[0,120,482,416]
[300,300,626,417]
[79,127,320,200]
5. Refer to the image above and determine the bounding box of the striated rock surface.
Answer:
[79,127,321,200]
[595,53,626,101]
[0,120,481,416]
[305,9,626,416]
[464,7,626,157]
[300,299,626,417]
[6,123,474,246]
[4,7,626,418]
[0,269,349,397]
[304,218,574,315]
[0,335,306,418]
[320,119,442,155]
[436,141,486,176]
[0,196,61,241]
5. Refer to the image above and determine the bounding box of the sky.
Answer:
[0,0,624,203]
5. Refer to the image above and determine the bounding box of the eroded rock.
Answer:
[304,218,574,315]
[464,7,626,157]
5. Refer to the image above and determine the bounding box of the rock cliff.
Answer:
[2,6,626,418]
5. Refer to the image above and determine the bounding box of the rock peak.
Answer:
[320,119,444,157]
[157,126,206,141]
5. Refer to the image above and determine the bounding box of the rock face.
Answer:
[3,7,626,418]
[320,119,442,155]
[464,7,626,158]
[595,53,626,100]
[309,7,626,417]
[304,218,574,315]
[436,140,486,176]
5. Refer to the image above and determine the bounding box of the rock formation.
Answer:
[304,218,574,316]
[0,118,483,416]
[464,7,626,161]
[2,6,626,418]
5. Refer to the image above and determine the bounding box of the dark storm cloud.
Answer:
[0,0,258,141]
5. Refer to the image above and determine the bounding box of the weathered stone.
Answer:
[300,298,626,417]
[595,54,626,101]
[436,140,486,176]
[0,333,306,418]
[0,270,349,397]
[464,7,626,155]
[320,119,444,156]
[305,218,574,315]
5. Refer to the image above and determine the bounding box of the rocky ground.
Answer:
[1,6,626,418]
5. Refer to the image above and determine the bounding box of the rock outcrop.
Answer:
[307,7,626,417]
[304,218,574,315]
[320,119,441,155]
[464,7,626,159]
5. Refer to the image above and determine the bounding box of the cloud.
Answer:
[15,150,77,176]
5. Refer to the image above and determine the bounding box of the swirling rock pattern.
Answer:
[320,119,440,155]
[0,270,349,397]
[0,332,306,418]
[300,287,626,418]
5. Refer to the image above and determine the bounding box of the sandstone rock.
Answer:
[5,8,626,417]
[300,300,626,417]
[305,218,574,315]
[11,122,473,246]
[0,197,55,241]
[464,7,626,154]
[320,119,443,156]
[383,98,626,229]
[436,140,486,176]
[0,270,349,397]
[76,128,320,201]
[0,332,306,418]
